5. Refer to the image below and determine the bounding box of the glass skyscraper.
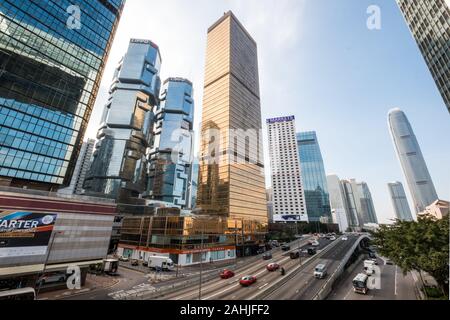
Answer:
[84,39,161,201]
[0,0,124,190]
[296,131,331,222]
[388,108,438,213]
[396,0,450,113]
[146,77,194,208]
[197,11,268,223]
[388,181,414,221]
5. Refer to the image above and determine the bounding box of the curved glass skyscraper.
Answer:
[388,108,438,213]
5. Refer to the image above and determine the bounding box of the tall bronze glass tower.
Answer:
[197,11,268,224]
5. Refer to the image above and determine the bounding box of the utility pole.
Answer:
[198,221,205,300]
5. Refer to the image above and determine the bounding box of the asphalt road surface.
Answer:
[327,257,418,300]
[263,235,359,300]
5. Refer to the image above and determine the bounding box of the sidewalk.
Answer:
[37,273,120,300]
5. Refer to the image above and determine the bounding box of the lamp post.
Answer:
[36,230,63,299]
[198,220,205,300]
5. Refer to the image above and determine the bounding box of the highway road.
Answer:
[262,235,359,300]
[155,236,332,300]
[327,256,418,300]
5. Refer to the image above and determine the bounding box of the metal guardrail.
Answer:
[312,235,369,300]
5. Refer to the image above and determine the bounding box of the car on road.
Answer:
[368,252,377,259]
[220,269,235,279]
[239,275,257,286]
[307,248,317,255]
[142,260,148,267]
[310,240,320,247]
[119,256,129,262]
[266,263,280,272]
[385,259,394,265]
[262,252,272,260]
[342,236,348,241]
[290,251,300,259]
[314,264,328,279]
[368,258,378,265]
[328,236,336,241]
[131,259,139,266]
[37,273,66,286]
[281,244,290,251]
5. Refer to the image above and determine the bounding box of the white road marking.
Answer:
[344,287,353,300]
[258,283,269,290]
[394,265,398,296]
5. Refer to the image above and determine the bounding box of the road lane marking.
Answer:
[394,265,398,296]
[258,283,269,290]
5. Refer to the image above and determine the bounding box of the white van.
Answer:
[314,264,328,279]
[147,256,174,271]
[364,260,376,275]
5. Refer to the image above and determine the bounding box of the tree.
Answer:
[372,214,449,295]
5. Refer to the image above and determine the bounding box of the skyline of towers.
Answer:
[388,108,439,214]
[297,131,331,222]
[146,77,195,208]
[267,116,308,222]
[0,0,124,190]
[196,11,268,223]
[84,39,162,201]
[396,0,450,113]
[388,181,414,221]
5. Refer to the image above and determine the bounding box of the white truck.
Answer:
[364,259,376,275]
[147,256,175,271]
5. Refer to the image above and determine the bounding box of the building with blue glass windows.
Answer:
[145,78,195,209]
[296,131,331,222]
[84,39,162,201]
[0,0,124,190]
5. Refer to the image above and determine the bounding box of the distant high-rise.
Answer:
[356,181,378,224]
[84,39,162,201]
[197,11,267,223]
[267,116,307,222]
[388,108,438,213]
[58,139,95,196]
[396,0,450,113]
[327,174,354,230]
[388,181,414,221]
[297,131,331,222]
[146,78,194,208]
[0,0,124,190]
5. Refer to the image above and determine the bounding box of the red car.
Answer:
[220,269,235,279]
[266,263,280,272]
[239,275,257,286]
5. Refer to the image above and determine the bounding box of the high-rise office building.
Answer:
[267,116,307,223]
[146,78,194,208]
[266,187,274,223]
[388,181,414,221]
[396,0,450,112]
[297,131,331,222]
[356,181,378,224]
[0,0,124,190]
[197,11,267,223]
[189,158,200,209]
[84,39,161,201]
[388,108,438,213]
[327,174,354,230]
[341,179,378,226]
[58,138,95,195]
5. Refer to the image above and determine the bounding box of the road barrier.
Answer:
[312,235,369,300]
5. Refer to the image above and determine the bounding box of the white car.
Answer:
[342,236,348,241]
[311,240,320,246]
[329,236,336,241]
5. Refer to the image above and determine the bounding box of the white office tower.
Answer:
[58,139,95,195]
[267,116,307,222]
[327,174,351,231]
[388,181,414,221]
[388,108,438,213]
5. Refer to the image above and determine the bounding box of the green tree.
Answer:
[372,214,449,295]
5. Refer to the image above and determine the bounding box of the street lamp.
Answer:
[36,231,63,299]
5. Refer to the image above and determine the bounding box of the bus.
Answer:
[352,273,369,294]
[0,287,36,300]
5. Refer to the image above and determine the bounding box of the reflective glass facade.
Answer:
[397,0,450,113]
[146,78,194,208]
[297,131,331,222]
[0,0,124,189]
[388,108,438,213]
[84,39,161,200]
[197,11,268,224]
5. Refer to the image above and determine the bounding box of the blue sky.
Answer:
[86,0,450,224]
